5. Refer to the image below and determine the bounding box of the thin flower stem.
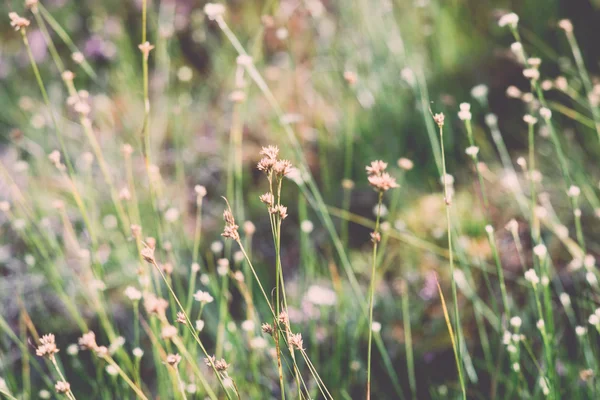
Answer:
[439,123,466,400]
[101,355,148,400]
[50,357,77,400]
[148,259,234,400]
[366,190,383,400]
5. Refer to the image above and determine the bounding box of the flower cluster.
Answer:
[366,160,399,192]
[257,146,292,177]
[78,331,108,357]
[204,355,230,372]
[221,203,240,241]
[36,334,60,359]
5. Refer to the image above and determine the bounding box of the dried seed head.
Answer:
[141,246,155,263]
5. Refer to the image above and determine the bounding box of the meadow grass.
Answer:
[2,1,600,399]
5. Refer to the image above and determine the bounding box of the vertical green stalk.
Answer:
[437,118,466,400]
[401,280,417,400]
[366,191,383,400]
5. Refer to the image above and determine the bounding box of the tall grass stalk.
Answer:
[435,114,466,399]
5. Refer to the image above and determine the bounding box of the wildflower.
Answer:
[506,86,522,98]
[66,344,78,356]
[194,290,214,304]
[458,102,472,121]
[204,355,229,371]
[567,185,581,198]
[133,348,144,358]
[261,323,274,335]
[138,42,155,59]
[270,204,288,219]
[273,159,293,176]
[243,221,256,235]
[300,220,314,233]
[511,43,524,61]
[370,231,381,243]
[536,319,545,331]
[217,258,229,276]
[55,381,70,394]
[397,157,414,170]
[523,68,540,81]
[222,202,240,241]
[498,12,519,28]
[78,331,98,351]
[204,3,226,20]
[533,244,547,259]
[465,146,479,156]
[371,321,382,333]
[176,312,186,324]
[341,179,355,190]
[166,353,182,367]
[105,365,118,376]
[433,113,445,127]
[25,0,39,10]
[575,326,587,337]
[558,19,573,33]
[559,293,571,307]
[196,320,205,331]
[241,320,255,332]
[368,173,399,192]
[144,293,169,316]
[124,286,142,301]
[278,311,289,326]
[259,192,274,206]
[528,57,542,67]
[366,160,388,176]
[540,107,552,120]
[36,334,59,358]
[344,71,357,85]
[0,201,10,212]
[589,314,599,326]
[8,12,30,31]
[513,363,520,372]
[161,325,177,340]
[288,333,304,350]
[524,269,540,285]
[510,316,522,329]
[523,115,538,125]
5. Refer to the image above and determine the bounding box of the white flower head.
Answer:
[465,146,479,156]
[533,244,547,259]
[499,12,519,28]
[524,269,540,285]
[204,3,225,20]
[510,316,522,328]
